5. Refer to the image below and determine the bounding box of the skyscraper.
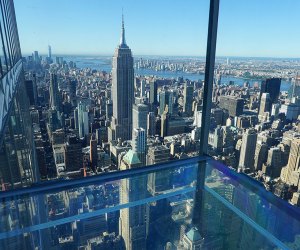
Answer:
[78,102,89,138]
[64,135,83,172]
[132,103,148,131]
[183,82,194,116]
[0,3,48,248]
[90,136,98,171]
[263,147,282,178]
[212,126,223,152]
[49,73,60,110]
[147,145,170,195]
[68,79,77,106]
[132,128,147,166]
[119,149,148,250]
[140,79,146,98]
[238,128,257,172]
[24,79,37,106]
[161,108,170,137]
[281,138,300,185]
[48,45,52,58]
[149,79,158,112]
[292,75,300,98]
[260,78,281,104]
[259,93,271,121]
[0,0,38,189]
[254,141,268,171]
[159,90,173,115]
[34,50,39,63]
[147,112,156,136]
[219,96,244,117]
[108,15,134,142]
[106,100,113,119]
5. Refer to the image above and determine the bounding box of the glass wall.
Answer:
[12,0,209,182]
[0,0,22,75]
[207,0,300,207]
[0,158,299,249]
[0,1,300,249]
[0,0,37,190]
[0,78,38,189]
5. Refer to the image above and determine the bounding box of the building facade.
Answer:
[108,16,134,142]
[0,0,39,190]
[238,128,257,172]
[260,78,281,104]
[219,96,244,117]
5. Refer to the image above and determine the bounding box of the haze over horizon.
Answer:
[21,52,300,60]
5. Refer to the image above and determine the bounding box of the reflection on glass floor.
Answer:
[0,157,299,249]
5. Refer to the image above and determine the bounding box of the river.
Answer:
[65,56,291,92]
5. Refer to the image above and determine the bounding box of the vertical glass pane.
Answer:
[208,0,300,210]
[0,16,8,75]
[13,0,209,182]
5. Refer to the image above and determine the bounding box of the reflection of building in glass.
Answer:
[119,150,148,250]
[147,145,171,195]
[0,0,38,190]
[180,227,204,249]
[0,1,43,249]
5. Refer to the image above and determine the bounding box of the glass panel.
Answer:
[204,159,300,249]
[0,78,36,190]
[0,0,11,71]
[0,158,298,249]
[12,0,209,184]
[207,0,300,210]
[0,12,8,75]
[0,160,198,248]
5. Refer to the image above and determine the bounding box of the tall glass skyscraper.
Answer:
[0,0,38,190]
[49,73,60,111]
[108,15,134,142]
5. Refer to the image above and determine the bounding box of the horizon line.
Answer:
[21,52,300,60]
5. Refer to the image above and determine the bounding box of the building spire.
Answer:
[120,10,127,46]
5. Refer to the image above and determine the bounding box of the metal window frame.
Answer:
[193,0,220,227]
[199,0,220,156]
[0,155,209,199]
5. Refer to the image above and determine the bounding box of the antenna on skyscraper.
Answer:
[120,7,126,46]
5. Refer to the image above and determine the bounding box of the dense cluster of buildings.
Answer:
[23,41,300,207]
[135,56,300,81]
[18,11,300,199]
[1,1,300,248]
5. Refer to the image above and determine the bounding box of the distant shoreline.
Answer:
[22,54,300,61]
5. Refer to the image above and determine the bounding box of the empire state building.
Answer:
[108,15,134,142]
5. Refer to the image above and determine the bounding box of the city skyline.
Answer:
[14,0,300,57]
[1,1,300,248]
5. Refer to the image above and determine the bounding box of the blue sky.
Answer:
[14,0,300,57]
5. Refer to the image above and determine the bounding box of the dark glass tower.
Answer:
[149,79,158,112]
[183,82,194,116]
[0,0,39,190]
[49,73,60,110]
[108,15,134,142]
[260,78,281,104]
